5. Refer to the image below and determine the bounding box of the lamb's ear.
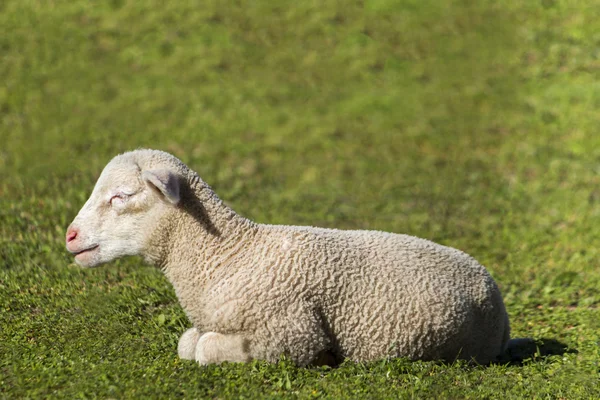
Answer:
[142,169,180,205]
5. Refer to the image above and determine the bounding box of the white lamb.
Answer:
[66,149,510,366]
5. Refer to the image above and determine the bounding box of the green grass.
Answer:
[2,0,600,398]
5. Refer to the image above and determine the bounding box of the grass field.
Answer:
[2,0,600,398]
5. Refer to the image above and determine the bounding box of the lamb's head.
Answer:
[66,150,184,267]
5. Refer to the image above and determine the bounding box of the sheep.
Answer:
[65,149,510,366]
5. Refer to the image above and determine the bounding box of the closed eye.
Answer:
[109,192,131,206]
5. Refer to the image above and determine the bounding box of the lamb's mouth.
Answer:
[71,245,99,257]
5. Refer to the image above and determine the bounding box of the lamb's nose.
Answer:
[66,227,78,243]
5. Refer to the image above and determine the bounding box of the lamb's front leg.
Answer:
[178,327,201,360]
[195,332,251,365]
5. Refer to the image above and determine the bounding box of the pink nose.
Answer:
[66,227,78,243]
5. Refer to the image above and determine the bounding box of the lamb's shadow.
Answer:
[178,182,221,237]
[310,338,576,369]
[495,337,576,366]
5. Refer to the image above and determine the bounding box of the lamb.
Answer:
[65,149,510,366]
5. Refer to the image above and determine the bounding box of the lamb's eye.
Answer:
[109,193,128,206]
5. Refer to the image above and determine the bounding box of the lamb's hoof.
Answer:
[178,327,201,360]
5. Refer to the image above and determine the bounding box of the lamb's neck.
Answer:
[147,177,258,276]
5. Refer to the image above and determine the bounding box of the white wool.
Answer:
[67,149,510,365]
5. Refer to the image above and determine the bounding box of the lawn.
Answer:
[1,0,600,398]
